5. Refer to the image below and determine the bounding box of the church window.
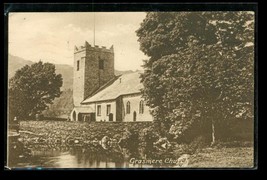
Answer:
[77,60,80,71]
[97,105,101,116]
[107,104,111,116]
[139,100,144,114]
[126,101,131,114]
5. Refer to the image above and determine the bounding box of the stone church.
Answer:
[70,41,153,122]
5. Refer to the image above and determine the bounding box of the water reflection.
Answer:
[10,146,156,168]
[9,139,180,168]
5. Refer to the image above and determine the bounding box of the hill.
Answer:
[8,54,73,90]
[8,54,34,79]
[42,89,74,118]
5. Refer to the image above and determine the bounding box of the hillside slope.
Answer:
[8,54,73,90]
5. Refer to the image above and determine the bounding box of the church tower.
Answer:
[73,41,114,106]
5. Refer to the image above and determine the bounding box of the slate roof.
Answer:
[82,71,143,103]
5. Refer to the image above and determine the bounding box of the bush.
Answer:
[139,126,159,146]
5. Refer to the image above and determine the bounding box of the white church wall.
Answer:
[122,95,153,122]
[95,101,116,122]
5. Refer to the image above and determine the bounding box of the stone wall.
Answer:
[73,49,86,106]
[19,120,153,143]
[73,41,114,106]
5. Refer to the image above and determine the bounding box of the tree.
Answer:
[9,61,63,120]
[136,12,254,143]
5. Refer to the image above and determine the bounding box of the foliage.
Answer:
[139,126,160,146]
[42,89,73,118]
[136,12,254,138]
[9,61,63,119]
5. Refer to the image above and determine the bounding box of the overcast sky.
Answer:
[9,12,148,71]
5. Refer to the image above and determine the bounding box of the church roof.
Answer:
[81,71,143,104]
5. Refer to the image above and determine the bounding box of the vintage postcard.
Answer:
[6,6,256,169]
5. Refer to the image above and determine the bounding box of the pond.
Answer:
[9,147,153,169]
[8,141,185,169]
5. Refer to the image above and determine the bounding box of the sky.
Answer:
[9,12,148,71]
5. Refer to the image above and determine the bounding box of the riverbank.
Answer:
[17,120,254,168]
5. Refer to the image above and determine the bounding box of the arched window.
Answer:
[97,105,101,116]
[139,100,144,114]
[126,101,131,114]
[77,60,80,71]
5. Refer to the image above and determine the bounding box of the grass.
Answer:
[188,146,254,168]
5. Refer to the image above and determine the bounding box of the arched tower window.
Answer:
[126,101,131,114]
[139,100,144,114]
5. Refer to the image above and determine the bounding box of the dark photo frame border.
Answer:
[2,1,259,175]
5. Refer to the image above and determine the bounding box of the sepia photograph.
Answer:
[6,8,256,169]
